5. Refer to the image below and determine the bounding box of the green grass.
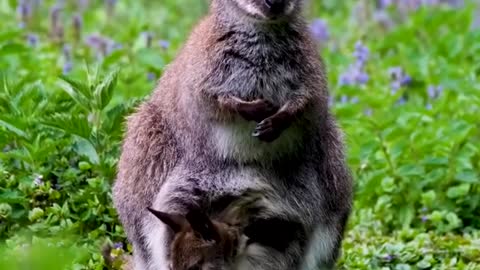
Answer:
[0,0,479,269]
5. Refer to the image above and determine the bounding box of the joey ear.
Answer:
[186,209,220,242]
[146,207,187,233]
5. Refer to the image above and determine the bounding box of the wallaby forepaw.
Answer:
[252,117,282,142]
[238,99,278,122]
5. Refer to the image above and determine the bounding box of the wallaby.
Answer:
[147,208,245,270]
[113,0,353,269]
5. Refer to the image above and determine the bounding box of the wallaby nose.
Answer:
[264,0,286,14]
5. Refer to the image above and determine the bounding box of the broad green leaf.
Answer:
[102,103,128,135]
[73,137,100,165]
[94,69,119,110]
[454,171,478,183]
[446,184,471,199]
[0,190,27,204]
[397,164,425,177]
[59,75,92,100]
[41,114,92,141]
[0,118,28,139]
[56,80,91,112]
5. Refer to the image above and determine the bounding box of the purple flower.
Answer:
[63,44,72,61]
[147,72,156,81]
[426,84,442,109]
[339,74,351,86]
[396,96,407,105]
[17,0,32,28]
[364,108,373,116]
[73,13,83,40]
[377,0,393,9]
[85,34,120,58]
[427,85,443,99]
[472,8,480,30]
[445,0,464,8]
[388,67,402,79]
[421,215,429,222]
[380,0,464,11]
[50,5,62,30]
[86,34,109,56]
[356,72,369,85]
[388,67,411,93]
[373,10,395,30]
[354,41,369,65]
[335,94,359,104]
[158,40,170,50]
[27,33,39,47]
[339,66,369,86]
[110,43,123,52]
[63,61,73,74]
[113,242,123,249]
[33,174,44,186]
[382,254,395,262]
[401,75,412,85]
[62,44,73,74]
[310,19,329,43]
[338,41,370,86]
[50,5,64,41]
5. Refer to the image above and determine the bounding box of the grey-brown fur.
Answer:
[113,0,352,269]
[146,191,263,270]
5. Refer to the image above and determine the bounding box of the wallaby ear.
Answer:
[186,209,220,242]
[147,207,187,233]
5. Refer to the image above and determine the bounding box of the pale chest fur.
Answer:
[210,118,303,163]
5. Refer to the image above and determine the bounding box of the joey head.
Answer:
[147,208,244,270]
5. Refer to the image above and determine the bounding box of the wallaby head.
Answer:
[217,0,303,21]
[147,207,243,270]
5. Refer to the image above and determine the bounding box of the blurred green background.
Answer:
[0,0,479,269]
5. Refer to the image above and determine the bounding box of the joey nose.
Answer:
[264,0,286,14]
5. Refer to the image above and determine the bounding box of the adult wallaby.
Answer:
[113,0,353,269]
